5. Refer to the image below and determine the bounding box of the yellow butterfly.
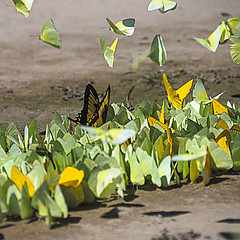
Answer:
[162,73,193,110]
[69,84,110,127]
[211,99,233,118]
[148,102,175,133]
[58,166,84,188]
[11,166,35,198]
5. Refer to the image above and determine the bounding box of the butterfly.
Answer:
[40,19,62,49]
[106,18,135,36]
[12,0,34,17]
[230,36,240,64]
[69,84,110,127]
[100,36,119,68]
[11,166,35,197]
[147,0,177,13]
[148,101,175,132]
[162,73,193,110]
[81,126,135,145]
[194,18,240,52]
[59,166,84,188]
[148,34,167,66]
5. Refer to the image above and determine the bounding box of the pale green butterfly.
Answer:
[230,36,240,64]
[40,19,62,49]
[193,79,224,104]
[106,18,135,36]
[12,0,34,17]
[194,24,222,52]
[81,126,135,145]
[194,18,240,52]
[100,36,119,68]
[147,0,177,13]
[148,34,167,66]
[220,18,240,43]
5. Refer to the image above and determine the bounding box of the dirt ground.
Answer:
[0,0,240,239]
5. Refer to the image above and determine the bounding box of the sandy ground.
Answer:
[0,0,240,239]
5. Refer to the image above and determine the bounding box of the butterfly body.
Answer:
[69,84,110,127]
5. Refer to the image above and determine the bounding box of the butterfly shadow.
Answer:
[143,210,191,218]
[219,232,240,240]
[0,224,15,230]
[207,177,229,186]
[73,202,107,212]
[217,218,240,224]
[109,202,145,208]
[101,207,119,219]
[50,216,82,229]
[0,233,4,240]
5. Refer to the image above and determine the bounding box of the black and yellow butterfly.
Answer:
[68,84,110,127]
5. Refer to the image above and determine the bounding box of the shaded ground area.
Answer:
[1,174,240,240]
[0,0,240,239]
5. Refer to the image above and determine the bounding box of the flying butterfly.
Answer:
[194,17,240,52]
[162,73,193,110]
[40,19,62,49]
[12,0,34,17]
[68,84,110,127]
[106,18,135,36]
[147,0,177,13]
[100,36,119,68]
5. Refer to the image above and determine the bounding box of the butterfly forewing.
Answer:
[95,86,110,127]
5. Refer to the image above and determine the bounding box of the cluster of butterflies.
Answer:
[12,0,239,65]
[194,18,240,64]
[12,0,179,68]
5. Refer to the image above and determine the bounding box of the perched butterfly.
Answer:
[59,166,84,188]
[194,18,240,52]
[230,36,240,64]
[148,34,167,66]
[69,84,110,127]
[100,36,119,68]
[40,19,62,49]
[147,0,177,13]
[162,73,193,110]
[12,0,34,17]
[106,18,135,36]
[11,166,35,198]
[148,102,175,132]
[211,99,233,118]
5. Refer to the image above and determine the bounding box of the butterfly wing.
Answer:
[12,0,29,17]
[176,79,193,101]
[220,21,231,43]
[115,18,135,36]
[148,34,167,66]
[230,36,240,64]
[147,0,163,11]
[40,19,62,49]
[100,37,118,68]
[22,0,34,11]
[160,0,177,13]
[106,18,135,36]
[194,24,221,52]
[227,18,240,36]
[93,86,111,127]
[11,166,35,197]
[193,79,208,103]
[162,73,182,110]
[69,84,99,125]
